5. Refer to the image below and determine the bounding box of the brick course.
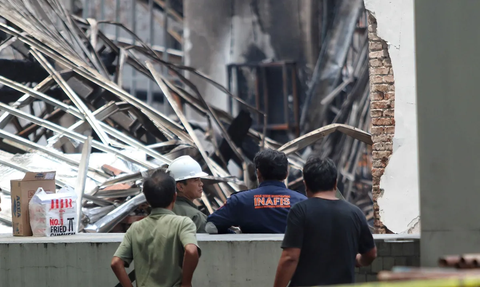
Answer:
[355,238,420,282]
[368,13,395,234]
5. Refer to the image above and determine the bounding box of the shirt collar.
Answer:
[176,196,199,209]
[150,207,176,215]
[259,180,287,188]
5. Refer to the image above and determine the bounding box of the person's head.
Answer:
[143,171,177,209]
[253,149,288,182]
[166,155,208,201]
[303,157,338,196]
[175,177,204,201]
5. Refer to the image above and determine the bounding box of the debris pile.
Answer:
[439,254,480,269]
[0,0,372,233]
[378,267,480,282]
[376,254,480,282]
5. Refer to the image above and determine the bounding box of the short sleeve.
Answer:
[281,203,305,249]
[191,212,207,233]
[206,195,239,233]
[357,210,375,254]
[180,218,201,256]
[114,224,134,267]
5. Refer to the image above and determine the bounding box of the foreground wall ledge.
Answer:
[0,233,420,244]
[0,233,419,286]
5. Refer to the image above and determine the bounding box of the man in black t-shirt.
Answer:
[273,157,377,287]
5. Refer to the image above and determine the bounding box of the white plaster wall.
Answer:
[364,0,419,234]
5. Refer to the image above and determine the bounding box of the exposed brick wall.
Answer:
[367,13,395,234]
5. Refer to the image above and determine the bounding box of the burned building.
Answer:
[0,0,374,233]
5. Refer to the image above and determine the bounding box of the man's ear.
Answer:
[173,192,177,203]
[256,168,261,179]
[303,180,311,198]
[333,180,338,191]
[176,182,183,192]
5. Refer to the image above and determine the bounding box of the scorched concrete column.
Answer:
[415,0,480,266]
[183,0,232,120]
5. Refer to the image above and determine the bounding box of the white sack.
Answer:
[29,186,77,237]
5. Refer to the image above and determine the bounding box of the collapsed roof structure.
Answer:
[0,0,373,233]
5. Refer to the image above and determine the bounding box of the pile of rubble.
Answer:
[0,0,372,233]
[376,254,480,282]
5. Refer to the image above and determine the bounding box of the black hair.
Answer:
[253,149,288,181]
[303,157,337,192]
[175,179,188,192]
[142,170,176,208]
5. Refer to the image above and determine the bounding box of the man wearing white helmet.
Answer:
[167,155,209,233]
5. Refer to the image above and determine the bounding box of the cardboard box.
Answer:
[10,171,56,236]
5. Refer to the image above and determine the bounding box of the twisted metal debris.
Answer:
[0,0,373,233]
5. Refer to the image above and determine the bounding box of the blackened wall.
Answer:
[183,0,321,120]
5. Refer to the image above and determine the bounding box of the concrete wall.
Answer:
[183,0,320,120]
[364,0,419,234]
[356,236,420,283]
[415,0,480,266]
[0,233,419,286]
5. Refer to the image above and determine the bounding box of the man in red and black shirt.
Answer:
[206,149,306,234]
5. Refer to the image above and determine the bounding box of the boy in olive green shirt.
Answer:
[111,172,200,287]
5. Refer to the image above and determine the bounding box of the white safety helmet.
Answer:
[166,155,209,181]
